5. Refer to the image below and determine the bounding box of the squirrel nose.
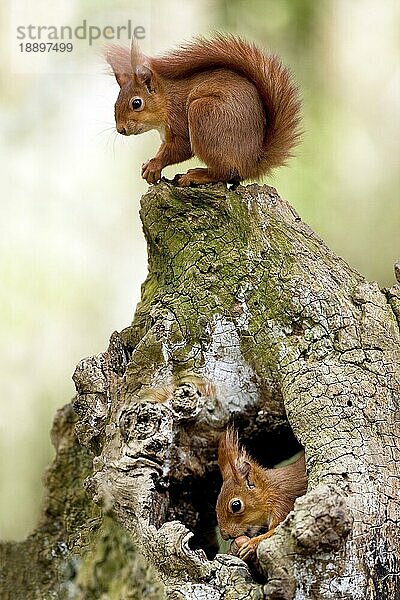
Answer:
[117,126,127,135]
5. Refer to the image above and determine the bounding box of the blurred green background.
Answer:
[0,0,399,540]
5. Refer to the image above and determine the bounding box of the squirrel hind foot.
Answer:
[176,168,241,187]
[176,168,226,187]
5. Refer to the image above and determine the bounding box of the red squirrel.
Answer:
[105,35,301,186]
[216,428,307,561]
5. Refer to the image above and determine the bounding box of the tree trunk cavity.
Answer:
[1,182,399,599]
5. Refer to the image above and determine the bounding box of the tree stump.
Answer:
[1,182,399,599]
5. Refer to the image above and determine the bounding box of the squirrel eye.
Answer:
[230,499,243,514]
[130,97,144,111]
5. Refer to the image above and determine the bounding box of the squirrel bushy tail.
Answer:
[151,35,301,174]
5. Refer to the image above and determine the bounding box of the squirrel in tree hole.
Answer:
[105,35,301,186]
[216,428,307,561]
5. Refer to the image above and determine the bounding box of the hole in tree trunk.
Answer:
[165,417,303,560]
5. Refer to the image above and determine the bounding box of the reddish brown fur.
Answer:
[216,427,307,561]
[105,36,301,186]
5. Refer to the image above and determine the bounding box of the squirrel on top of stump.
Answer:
[105,35,301,186]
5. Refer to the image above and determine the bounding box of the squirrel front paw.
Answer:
[142,158,162,185]
[229,535,257,562]
[236,536,259,562]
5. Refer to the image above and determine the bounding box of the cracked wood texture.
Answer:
[1,182,399,600]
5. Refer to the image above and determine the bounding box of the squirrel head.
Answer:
[105,44,167,137]
[216,428,280,540]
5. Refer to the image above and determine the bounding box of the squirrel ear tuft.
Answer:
[218,427,242,482]
[104,44,132,88]
[130,39,143,69]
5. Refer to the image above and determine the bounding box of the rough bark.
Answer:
[1,182,399,599]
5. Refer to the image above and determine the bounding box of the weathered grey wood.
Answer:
[1,182,399,599]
